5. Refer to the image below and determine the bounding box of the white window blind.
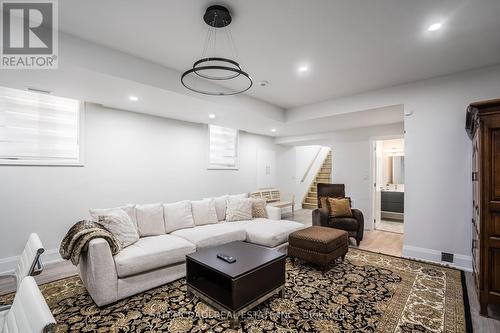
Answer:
[208,125,238,169]
[0,86,82,165]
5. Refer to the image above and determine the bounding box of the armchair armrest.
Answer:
[78,238,118,306]
[312,207,329,226]
[266,205,282,220]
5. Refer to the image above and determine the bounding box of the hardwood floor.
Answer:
[1,209,499,332]
[0,260,77,296]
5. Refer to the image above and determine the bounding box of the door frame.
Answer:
[368,135,405,230]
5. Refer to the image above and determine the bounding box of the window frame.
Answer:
[0,97,85,167]
[207,124,239,170]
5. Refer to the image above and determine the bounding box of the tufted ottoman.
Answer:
[288,226,348,269]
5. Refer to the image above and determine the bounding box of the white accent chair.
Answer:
[0,277,56,333]
[0,233,44,289]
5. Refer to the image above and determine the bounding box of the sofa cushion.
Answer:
[330,218,359,231]
[164,200,195,233]
[96,210,139,250]
[135,203,165,236]
[225,197,252,222]
[89,204,137,229]
[229,193,249,199]
[191,199,218,226]
[251,198,268,218]
[171,223,246,249]
[207,195,228,221]
[243,219,306,248]
[113,234,195,278]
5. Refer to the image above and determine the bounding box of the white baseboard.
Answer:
[0,248,63,274]
[402,245,472,272]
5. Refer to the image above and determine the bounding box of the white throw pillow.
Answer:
[135,203,165,236]
[191,199,218,226]
[164,200,195,233]
[89,204,137,229]
[213,195,229,221]
[226,198,253,222]
[229,193,248,199]
[95,209,139,250]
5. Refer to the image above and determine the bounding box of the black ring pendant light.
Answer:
[181,5,253,96]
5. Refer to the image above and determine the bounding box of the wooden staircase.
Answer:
[302,151,332,209]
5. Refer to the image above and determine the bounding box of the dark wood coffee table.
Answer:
[186,241,286,328]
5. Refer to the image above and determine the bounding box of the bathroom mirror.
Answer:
[384,156,405,185]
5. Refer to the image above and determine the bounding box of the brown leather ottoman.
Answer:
[288,226,348,269]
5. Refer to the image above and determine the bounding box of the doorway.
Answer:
[373,138,404,234]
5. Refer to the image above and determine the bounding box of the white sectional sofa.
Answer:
[78,194,305,306]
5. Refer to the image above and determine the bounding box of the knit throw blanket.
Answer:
[59,220,120,266]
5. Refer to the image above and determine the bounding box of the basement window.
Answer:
[208,125,238,170]
[0,86,83,166]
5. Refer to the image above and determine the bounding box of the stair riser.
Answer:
[302,203,317,209]
[305,198,317,204]
[316,178,330,182]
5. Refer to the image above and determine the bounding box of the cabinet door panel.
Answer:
[493,214,500,237]
[490,248,500,293]
[492,130,500,199]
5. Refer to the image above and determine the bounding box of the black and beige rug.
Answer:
[0,249,472,332]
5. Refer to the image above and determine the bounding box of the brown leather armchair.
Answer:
[312,184,364,245]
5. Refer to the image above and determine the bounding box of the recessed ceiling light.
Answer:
[129,96,139,102]
[258,80,269,87]
[208,114,216,119]
[271,128,277,133]
[298,65,309,73]
[427,23,442,32]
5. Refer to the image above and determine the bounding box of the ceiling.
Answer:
[59,0,500,109]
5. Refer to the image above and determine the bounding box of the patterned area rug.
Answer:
[0,249,471,332]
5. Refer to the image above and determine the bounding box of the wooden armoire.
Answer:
[466,99,500,315]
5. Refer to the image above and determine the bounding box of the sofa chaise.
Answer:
[78,194,305,306]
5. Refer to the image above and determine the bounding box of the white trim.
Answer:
[0,248,63,275]
[402,245,472,272]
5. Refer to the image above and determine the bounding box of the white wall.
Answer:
[0,103,278,271]
[286,65,500,270]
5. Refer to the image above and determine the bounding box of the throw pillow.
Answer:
[135,203,165,236]
[191,199,218,226]
[318,196,352,209]
[226,198,252,222]
[251,198,268,218]
[89,204,137,229]
[164,200,195,233]
[327,197,353,218]
[229,193,248,199]
[210,195,229,221]
[95,209,139,250]
[318,196,328,209]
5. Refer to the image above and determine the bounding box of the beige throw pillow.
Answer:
[251,198,268,218]
[327,197,353,218]
[226,198,252,222]
[96,209,139,250]
[89,204,137,229]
